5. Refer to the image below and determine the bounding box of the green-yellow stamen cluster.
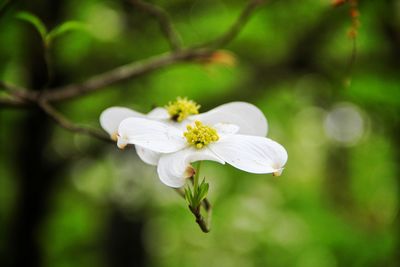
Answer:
[165,97,200,122]
[184,121,219,149]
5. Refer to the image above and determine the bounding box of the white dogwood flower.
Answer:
[118,118,287,188]
[100,98,268,165]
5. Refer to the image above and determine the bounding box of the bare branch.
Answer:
[38,100,112,143]
[0,80,29,93]
[41,49,211,102]
[0,81,34,106]
[202,0,266,48]
[0,96,26,107]
[0,81,38,104]
[131,0,182,51]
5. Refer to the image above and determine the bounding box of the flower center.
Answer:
[165,97,200,122]
[184,121,219,149]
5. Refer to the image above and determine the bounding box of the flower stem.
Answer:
[193,161,201,192]
[186,162,212,233]
[177,162,212,233]
[189,205,210,233]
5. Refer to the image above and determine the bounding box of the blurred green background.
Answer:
[1,0,399,267]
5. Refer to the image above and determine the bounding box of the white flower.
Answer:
[100,106,167,165]
[100,99,268,165]
[117,118,287,188]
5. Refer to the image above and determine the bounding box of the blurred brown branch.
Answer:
[131,0,182,51]
[38,100,112,143]
[0,0,265,142]
[0,97,25,107]
[202,0,265,48]
[41,49,211,102]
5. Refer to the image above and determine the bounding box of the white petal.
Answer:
[100,107,144,137]
[118,117,186,153]
[147,107,170,119]
[135,145,161,166]
[209,134,287,174]
[157,147,225,188]
[191,102,268,136]
[171,119,192,131]
[214,123,240,135]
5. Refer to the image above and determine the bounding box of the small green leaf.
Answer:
[46,21,87,44]
[184,187,193,205]
[16,11,47,41]
[197,179,209,203]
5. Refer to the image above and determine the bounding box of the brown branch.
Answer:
[131,0,182,51]
[189,204,211,233]
[1,50,210,105]
[41,49,211,102]
[0,80,29,94]
[0,96,26,107]
[0,81,34,107]
[0,48,211,105]
[38,100,113,143]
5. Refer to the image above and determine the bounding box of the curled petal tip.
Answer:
[184,165,196,178]
[111,132,118,142]
[273,168,283,177]
[117,137,128,149]
[117,143,127,150]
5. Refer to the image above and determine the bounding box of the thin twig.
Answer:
[0,97,26,107]
[201,0,266,48]
[1,50,210,104]
[0,81,33,106]
[0,49,211,105]
[131,0,182,51]
[38,100,112,143]
[189,205,210,233]
[0,80,28,93]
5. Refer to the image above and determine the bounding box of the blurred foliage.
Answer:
[0,0,399,267]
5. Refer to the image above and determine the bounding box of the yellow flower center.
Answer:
[184,121,219,149]
[165,97,200,122]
